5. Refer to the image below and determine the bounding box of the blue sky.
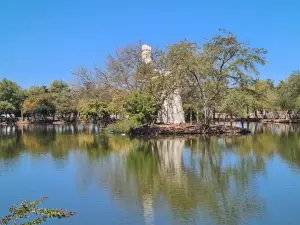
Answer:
[0,0,299,88]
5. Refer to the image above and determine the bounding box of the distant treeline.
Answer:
[1,30,299,125]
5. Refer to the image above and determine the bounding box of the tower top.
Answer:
[142,44,151,51]
[142,44,152,64]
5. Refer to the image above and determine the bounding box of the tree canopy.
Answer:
[4,30,300,125]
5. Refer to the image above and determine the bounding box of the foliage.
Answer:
[0,78,24,112]
[53,91,75,116]
[8,30,300,124]
[50,80,69,93]
[108,118,141,133]
[50,81,76,119]
[277,71,300,111]
[183,103,197,122]
[252,79,278,112]
[26,86,48,96]
[0,197,75,225]
[124,92,159,124]
[0,101,16,114]
[22,93,56,117]
[165,30,267,124]
[221,79,278,118]
[78,100,115,123]
[295,96,300,112]
[100,42,162,94]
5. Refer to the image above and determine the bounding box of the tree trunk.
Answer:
[246,106,249,119]
[21,109,24,121]
[203,106,210,126]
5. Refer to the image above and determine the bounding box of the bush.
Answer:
[124,92,159,125]
[108,118,141,134]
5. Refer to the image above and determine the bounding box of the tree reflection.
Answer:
[77,135,268,224]
[0,125,120,161]
[0,135,23,160]
[122,137,266,225]
[3,123,300,224]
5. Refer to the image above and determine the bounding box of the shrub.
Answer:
[108,118,141,134]
[124,92,159,125]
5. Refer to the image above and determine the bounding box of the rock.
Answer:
[157,89,185,124]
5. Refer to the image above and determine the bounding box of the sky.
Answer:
[0,0,299,88]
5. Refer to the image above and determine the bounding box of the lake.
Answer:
[1,123,300,225]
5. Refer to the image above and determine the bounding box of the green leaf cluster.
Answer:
[0,197,75,225]
[124,92,159,125]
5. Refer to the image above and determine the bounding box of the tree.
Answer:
[203,30,266,122]
[124,91,160,124]
[0,78,24,112]
[22,93,56,120]
[78,100,115,125]
[165,30,267,124]
[100,43,162,94]
[220,79,278,119]
[74,42,183,124]
[277,71,300,111]
[295,96,300,112]
[27,85,48,96]
[0,101,15,114]
[53,91,76,120]
[50,81,76,121]
[50,80,69,93]
[221,89,246,118]
[252,79,278,115]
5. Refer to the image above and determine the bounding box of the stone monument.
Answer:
[142,44,185,124]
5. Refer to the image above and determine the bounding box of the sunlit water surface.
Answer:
[1,123,300,225]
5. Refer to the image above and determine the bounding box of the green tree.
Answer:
[50,80,69,93]
[22,93,56,120]
[221,89,248,118]
[78,100,114,125]
[27,85,48,96]
[0,78,24,112]
[164,30,267,124]
[295,96,300,112]
[49,81,76,121]
[252,79,278,115]
[277,71,300,111]
[124,91,159,124]
[0,101,15,114]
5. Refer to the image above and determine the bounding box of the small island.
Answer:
[130,124,251,136]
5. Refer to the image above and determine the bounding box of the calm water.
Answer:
[1,123,300,225]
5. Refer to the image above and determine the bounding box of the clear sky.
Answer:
[0,0,299,88]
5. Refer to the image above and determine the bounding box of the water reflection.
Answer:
[117,137,266,225]
[1,124,300,224]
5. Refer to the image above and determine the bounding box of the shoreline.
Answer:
[130,124,251,136]
[0,122,251,136]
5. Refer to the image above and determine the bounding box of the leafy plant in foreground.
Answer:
[0,197,75,225]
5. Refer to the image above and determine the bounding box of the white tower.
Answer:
[142,44,185,124]
[142,44,152,64]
